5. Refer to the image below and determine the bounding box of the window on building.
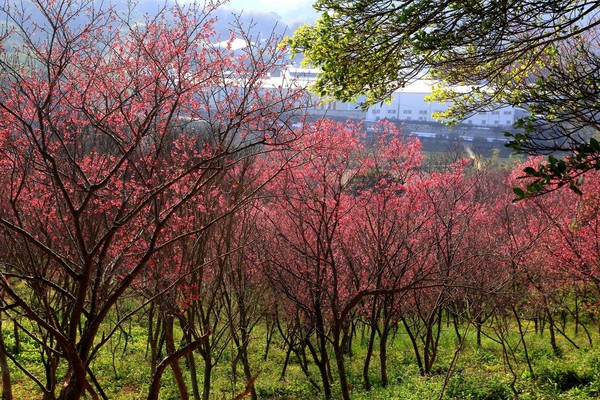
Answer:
[494,120,499,124]
[388,109,396,114]
[504,110,512,115]
[419,109,428,114]
[492,111,500,115]
[403,109,412,114]
[506,120,512,125]
[481,120,487,124]
[372,109,381,114]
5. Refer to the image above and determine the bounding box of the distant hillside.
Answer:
[130,0,298,40]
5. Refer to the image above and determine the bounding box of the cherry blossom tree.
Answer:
[341,131,428,389]
[260,120,425,399]
[508,166,600,351]
[396,160,501,376]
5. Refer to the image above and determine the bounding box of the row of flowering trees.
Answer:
[253,125,600,399]
[0,1,599,400]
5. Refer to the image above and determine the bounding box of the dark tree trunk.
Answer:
[306,332,331,399]
[402,317,424,376]
[186,351,201,400]
[147,335,208,400]
[295,344,320,389]
[475,314,483,347]
[362,323,377,391]
[164,315,189,400]
[546,308,559,355]
[333,333,351,400]
[379,327,389,387]
[423,308,443,375]
[236,299,257,400]
[512,306,535,380]
[11,322,18,355]
[0,318,13,400]
[264,317,275,361]
[147,304,162,377]
[280,345,292,380]
[201,359,212,400]
[451,311,462,343]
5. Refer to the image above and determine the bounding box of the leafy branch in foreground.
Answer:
[288,0,600,195]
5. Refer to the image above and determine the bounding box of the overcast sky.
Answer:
[221,0,318,24]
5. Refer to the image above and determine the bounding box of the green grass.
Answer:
[1,315,599,399]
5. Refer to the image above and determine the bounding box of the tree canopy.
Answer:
[288,0,600,196]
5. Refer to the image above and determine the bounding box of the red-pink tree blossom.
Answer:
[260,120,425,399]
[0,2,306,399]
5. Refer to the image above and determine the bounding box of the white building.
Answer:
[272,67,528,128]
[282,67,366,120]
[364,80,526,128]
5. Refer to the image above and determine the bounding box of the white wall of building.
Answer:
[279,67,526,127]
[365,81,522,128]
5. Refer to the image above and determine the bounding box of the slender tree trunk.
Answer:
[147,305,161,376]
[306,334,331,399]
[402,317,424,376]
[186,352,201,400]
[237,299,257,400]
[148,334,208,400]
[574,294,580,335]
[263,314,275,361]
[58,377,84,400]
[0,318,13,400]
[424,309,442,375]
[294,344,320,390]
[362,323,377,391]
[182,312,201,400]
[344,320,355,357]
[201,358,212,400]
[11,322,18,355]
[578,319,593,347]
[379,327,389,387]
[512,306,535,380]
[264,318,274,361]
[451,311,462,343]
[43,353,58,400]
[333,334,351,400]
[313,304,332,399]
[363,301,379,391]
[86,368,107,400]
[280,345,292,380]
[164,315,189,400]
[546,308,559,355]
[475,314,483,347]
[240,350,256,400]
[560,309,567,332]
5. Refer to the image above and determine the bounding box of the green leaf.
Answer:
[569,181,583,196]
[513,187,525,198]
